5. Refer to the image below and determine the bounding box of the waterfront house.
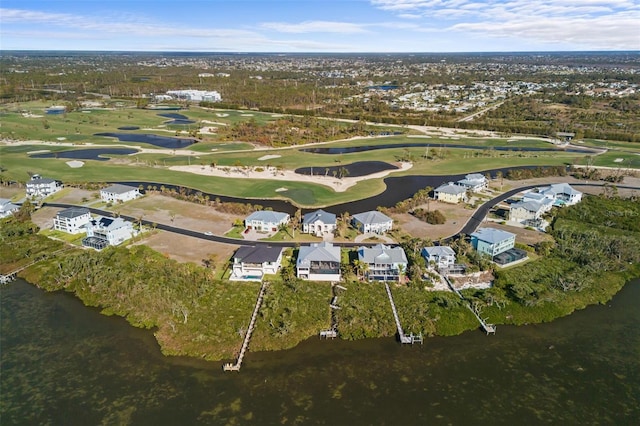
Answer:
[301,209,337,236]
[0,199,20,218]
[230,246,284,281]
[245,210,290,232]
[351,210,393,234]
[53,207,92,234]
[83,216,135,247]
[357,244,408,282]
[296,242,341,282]
[100,184,141,203]
[470,228,516,257]
[456,173,488,192]
[26,175,62,198]
[421,246,456,270]
[433,182,468,204]
[539,183,582,206]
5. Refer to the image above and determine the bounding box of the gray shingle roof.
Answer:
[101,184,139,194]
[57,207,90,219]
[511,200,543,213]
[297,242,340,266]
[303,209,336,225]
[234,246,283,263]
[246,210,289,224]
[352,210,392,225]
[435,182,467,195]
[422,246,455,258]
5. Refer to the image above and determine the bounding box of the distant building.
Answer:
[100,184,141,203]
[352,211,393,234]
[302,209,337,236]
[422,246,456,270]
[166,90,221,102]
[470,228,516,257]
[245,210,290,232]
[45,105,66,115]
[434,182,468,204]
[357,244,408,282]
[0,199,20,218]
[230,246,284,281]
[84,216,135,247]
[53,207,91,234]
[26,175,62,198]
[456,173,488,192]
[297,242,341,282]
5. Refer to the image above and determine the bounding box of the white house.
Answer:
[456,173,488,192]
[352,211,393,234]
[245,210,290,232]
[297,242,341,282]
[100,184,141,203]
[521,192,554,213]
[422,246,456,270]
[302,209,337,236]
[0,199,20,218]
[84,216,135,247]
[26,175,62,198]
[166,90,222,102]
[540,183,583,206]
[53,207,92,234]
[471,228,516,257]
[433,182,468,204]
[230,246,284,281]
[357,244,408,282]
[509,200,546,223]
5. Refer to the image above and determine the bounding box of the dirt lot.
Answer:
[390,201,476,241]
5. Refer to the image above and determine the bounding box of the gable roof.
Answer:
[511,200,544,213]
[352,210,392,225]
[246,210,289,223]
[0,199,19,213]
[471,227,516,244]
[101,184,139,194]
[90,216,130,230]
[546,183,582,196]
[234,246,283,263]
[57,207,90,219]
[27,176,56,185]
[435,182,467,195]
[297,242,340,266]
[358,244,407,264]
[303,209,336,225]
[422,246,456,258]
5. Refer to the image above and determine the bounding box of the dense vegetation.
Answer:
[2,195,638,361]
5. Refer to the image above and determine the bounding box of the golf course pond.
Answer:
[94,132,196,148]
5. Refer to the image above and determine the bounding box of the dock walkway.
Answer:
[223,281,269,372]
[443,275,496,335]
[384,283,422,344]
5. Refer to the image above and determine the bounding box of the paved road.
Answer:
[43,181,640,248]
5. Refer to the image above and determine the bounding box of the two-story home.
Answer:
[470,227,516,257]
[53,207,92,234]
[351,211,393,235]
[296,242,341,282]
[509,200,546,223]
[301,209,337,236]
[84,216,135,247]
[26,175,62,198]
[100,184,141,203]
[230,246,284,281]
[456,173,487,192]
[357,244,408,282]
[539,183,583,206]
[521,191,554,213]
[245,210,290,232]
[433,182,468,204]
[0,199,20,218]
[422,246,456,270]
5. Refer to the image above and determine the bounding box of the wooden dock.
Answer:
[223,281,269,372]
[443,275,496,335]
[384,283,422,344]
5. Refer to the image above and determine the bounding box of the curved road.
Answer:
[43,182,639,249]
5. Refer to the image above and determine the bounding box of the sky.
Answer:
[1,0,639,52]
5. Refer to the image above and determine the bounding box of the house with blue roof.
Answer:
[302,209,337,236]
[470,228,516,257]
[245,210,290,232]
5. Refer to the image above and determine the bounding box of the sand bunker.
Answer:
[22,113,44,118]
[275,187,287,192]
[215,113,229,117]
[240,113,254,117]
[614,158,624,163]
[258,154,282,161]
[66,160,84,168]
[27,149,51,155]
[56,137,67,141]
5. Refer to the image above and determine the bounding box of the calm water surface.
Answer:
[1,279,638,425]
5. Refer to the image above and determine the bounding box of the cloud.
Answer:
[260,20,369,34]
